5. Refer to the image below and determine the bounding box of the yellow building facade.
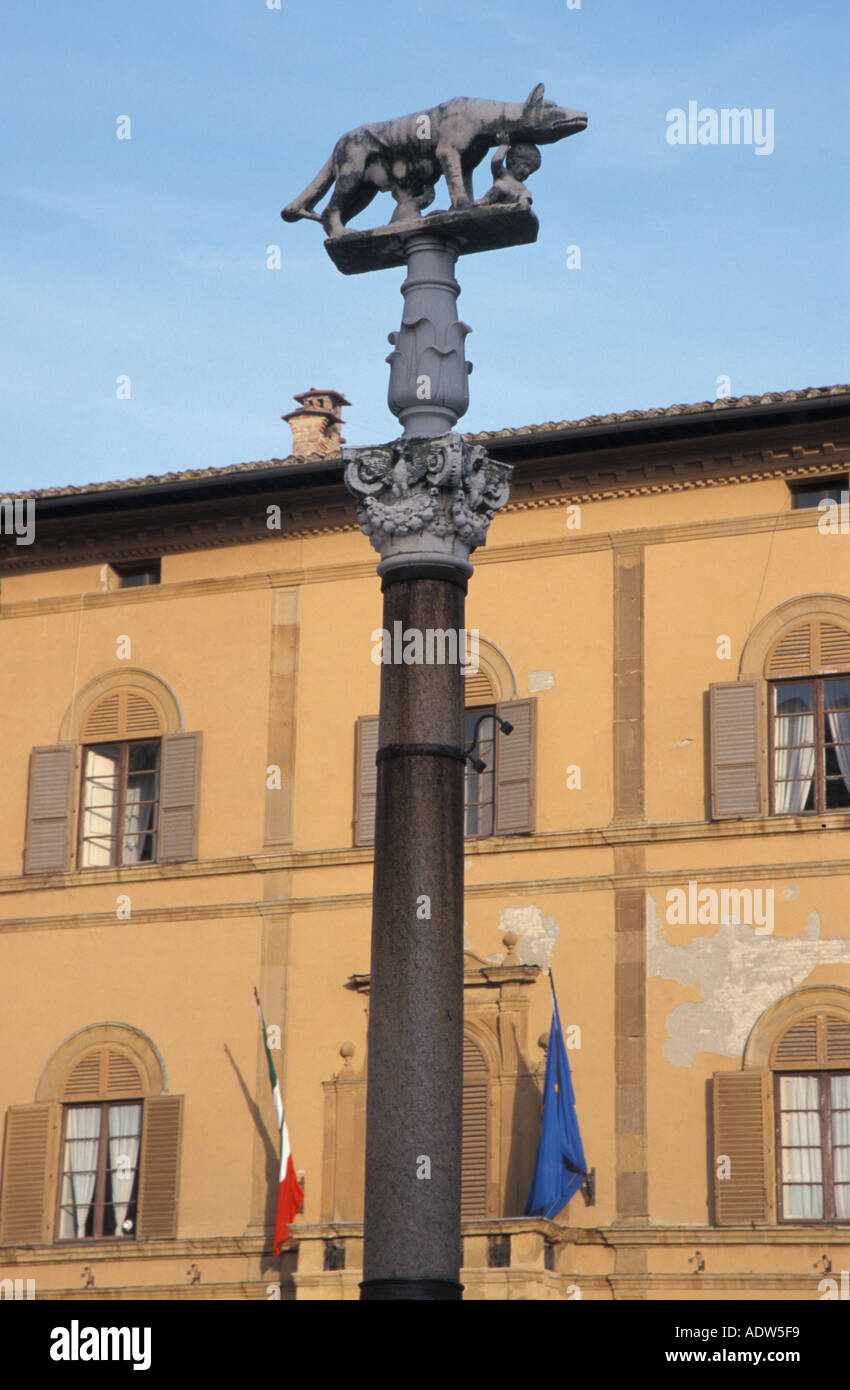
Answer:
[1,384,849,1300]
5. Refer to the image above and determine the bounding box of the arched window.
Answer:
[23,671,201,873]
[713,989,850,1225]
[0,1026,182,1246]
[78,689,165,867]
[766,621,850,814]
[771,1011,850,1221]
[710,600,850,820]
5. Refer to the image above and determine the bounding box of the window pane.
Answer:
[774,715,815,748]
[774,683,814,718]
[773,770,815,814]
[59,1106,102,1239]
[825,679,850,713]
[128,741,159,773]
[779,1075,824,1219]
[825,695,850,807]
[832,1076,850,1218]
[790,481,846,509]
[81,747,121,867]
[123,742,160,864]
[780,1074,819,1108]
[104,1103,142,1238]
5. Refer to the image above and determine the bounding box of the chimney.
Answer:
[282,388,350,457]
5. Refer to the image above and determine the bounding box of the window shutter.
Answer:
[0,1104,58,1244]
[819,622,850,671]
[353,716,379,846]
[825,1015,850,1065]
[494,699,536,835]
[712,1071,770,1225]
[709,682,762,819]
[61,1047,145,1100]
[463,667,497,707]
[766,620,850,677]
[766,623,813,678]
[773,1019,818,1067]
[462,1037,489,1219]
[23,745,75,874]
[771,1012,850,1068]
[80,689,163,743]
[158,733,201,863]
[136,1095,183,1239]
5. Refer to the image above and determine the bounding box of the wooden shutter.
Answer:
[494,699,536,835]
[158,733,201,862]
[353,716,379,846]
[23,745,75,874]
[61,1047,144,1100]
[771,1012,850,1068]
[766,620,850,677]
[773,1019,818,1067]
[0,1104,59,1245]
[462,1037,489,1219]
[23,745,75,872]
[766,623,813,678]
[80,689,162,742]
[709,682,763,819]
[712,1071,770,1225]
[136,1095,183,1239]
[463,667,496,707]
[825,1015,850,1065]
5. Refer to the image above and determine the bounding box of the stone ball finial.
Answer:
[502,931,520,963]
[339,1041,355,1066]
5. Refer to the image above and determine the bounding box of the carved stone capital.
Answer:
[343,433,512,573]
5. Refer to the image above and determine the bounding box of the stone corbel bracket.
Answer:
[343,433,513,576]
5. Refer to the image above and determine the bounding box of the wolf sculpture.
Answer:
[282,83,587,237]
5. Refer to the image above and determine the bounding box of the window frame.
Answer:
[769,674,850,815]
[77,737,161,869]
[110,559,161,588]
[788,476,849,510]
[774,1070,850,1224]
[54,1099,144,1243]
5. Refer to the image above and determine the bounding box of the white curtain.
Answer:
[108,1103,142,1234]
[121,785,152,865]
[81,749,119,867]
[60,1107,101,1238]
[826,709,850,799]
[779,1075,823,1218]
[774,714,815,814]
[832,1076,850,1220]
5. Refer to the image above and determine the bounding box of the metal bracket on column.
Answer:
[376,742,468,764]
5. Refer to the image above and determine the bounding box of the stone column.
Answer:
[344,427,512,1300]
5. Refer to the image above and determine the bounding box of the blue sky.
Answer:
[1,0,848,492]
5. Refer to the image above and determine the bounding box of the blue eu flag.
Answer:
[524,982,587,1219]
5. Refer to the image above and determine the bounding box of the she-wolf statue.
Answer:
[282,83,587,238]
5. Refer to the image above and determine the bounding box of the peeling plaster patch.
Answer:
[671,738,693,748]
[647,897,850,1067]
[782,885,799,901]
[497,904,559,968]
[528,669,555,692]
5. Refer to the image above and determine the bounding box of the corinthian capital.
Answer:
[343,433,513,573]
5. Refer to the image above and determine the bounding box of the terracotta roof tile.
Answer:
[7,385,848,503]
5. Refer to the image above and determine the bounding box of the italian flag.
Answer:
[255,990,304,1254]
